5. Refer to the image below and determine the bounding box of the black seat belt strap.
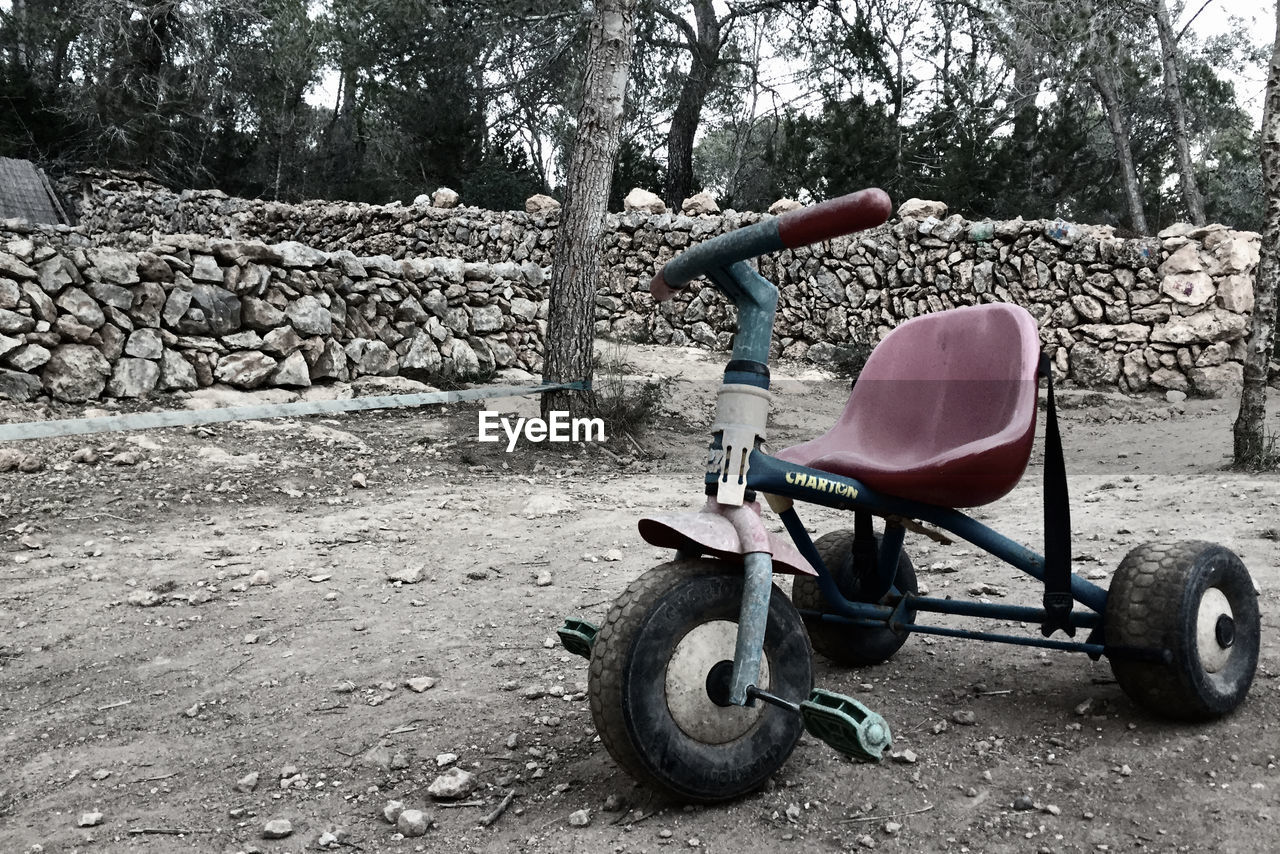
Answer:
[1039,353,1074,638]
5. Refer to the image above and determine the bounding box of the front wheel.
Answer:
[1106,541,1260,720]
[588,559,813,804]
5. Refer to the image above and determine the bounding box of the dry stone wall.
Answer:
[0,221,546,403]
[0,178,1259,402]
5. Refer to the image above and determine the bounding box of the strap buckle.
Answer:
[1041,592,1076,638]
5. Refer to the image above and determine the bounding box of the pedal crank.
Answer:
[800,688,893,762]
[557,618,600,659]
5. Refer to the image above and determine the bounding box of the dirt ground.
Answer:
[2,344,1279,854]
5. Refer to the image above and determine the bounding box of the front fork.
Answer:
[731,552,774,706]
[676,506,778,708]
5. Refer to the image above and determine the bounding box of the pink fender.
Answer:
[637,498,816,576]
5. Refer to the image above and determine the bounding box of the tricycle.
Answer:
[557,188,1261,804]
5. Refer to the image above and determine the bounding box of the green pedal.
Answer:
[557,618,599,660]
[800,688,892,762]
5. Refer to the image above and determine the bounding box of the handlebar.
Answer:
[650,188,892,301]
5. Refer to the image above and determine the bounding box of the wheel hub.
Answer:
[665,620,770,744]
[1196,587,1235,673]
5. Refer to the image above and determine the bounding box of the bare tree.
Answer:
[996,0,1152,233]
[1090,57,1150,235]
[1151,0,1206,224]
[1232,0,1279,467]
[654,0,808,209]
[542,0,638,418]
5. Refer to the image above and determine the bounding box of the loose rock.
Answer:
[397,808,431,837]
[262,818,293,838]
[428,766,477,800]
[405,676,436,693]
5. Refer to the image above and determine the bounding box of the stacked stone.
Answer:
[0,224,546,403]
[71,180,564,266]
[62,179,1262,398]
[594,200,1259,398]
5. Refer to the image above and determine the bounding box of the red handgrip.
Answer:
[776,188,892,249]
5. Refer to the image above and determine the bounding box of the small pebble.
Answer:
[249,570,271,586]
[891,749,918,764]
[568,808,591,827]
[78,811,104,827]
[535,570,553,587]
[1012,794,1035,811]
[883,820,902,835]
[235,771,260,792]
[351,472,368,489]
[952,710,977,726]
[382,800,404,823]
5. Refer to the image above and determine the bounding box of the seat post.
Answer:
[852,510,878,575]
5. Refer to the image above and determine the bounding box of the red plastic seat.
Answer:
[776,304,1042,508]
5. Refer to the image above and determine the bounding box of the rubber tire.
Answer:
[791,530,917,667]
[1106,540,1260,720]
[588,559,813,804]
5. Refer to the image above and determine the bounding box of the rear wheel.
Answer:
[792,530,917,666]
[1106,541,1259,720]
[588,559,813,803]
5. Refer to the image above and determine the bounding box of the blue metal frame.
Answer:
[743,450,1109,614]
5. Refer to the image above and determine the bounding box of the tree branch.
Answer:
[654,6,698,48]
[1177,0,1217,43]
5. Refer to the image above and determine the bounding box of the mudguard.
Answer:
[638,498,816,576]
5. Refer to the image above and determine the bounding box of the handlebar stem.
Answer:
[707,261,778,373]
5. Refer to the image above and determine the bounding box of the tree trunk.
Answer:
[663,0,720,210]
[1008,62,1043,203]
[1233,1,1280,467]
[1154,0,1206,225]
[541,0,637,418]
[1091,62,1149,235]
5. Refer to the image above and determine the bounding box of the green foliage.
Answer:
[611,138,665,210]
[0,0,1265,231]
